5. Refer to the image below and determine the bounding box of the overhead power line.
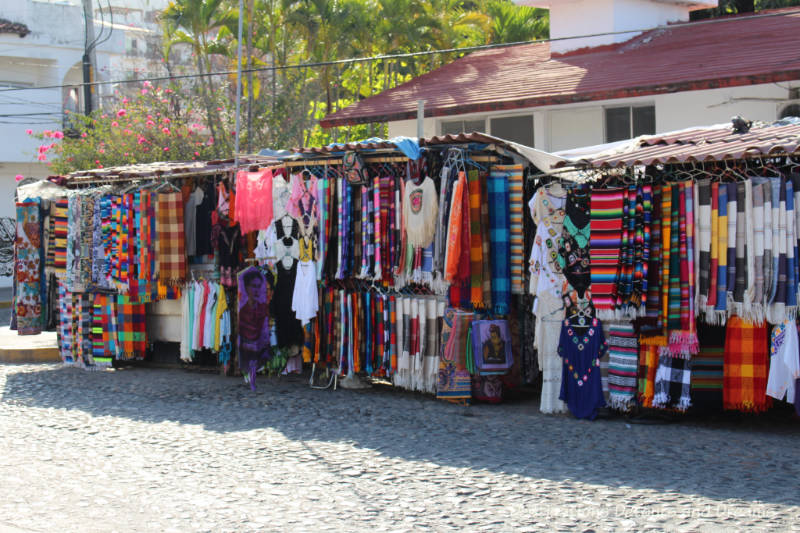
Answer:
[0,8,795,95]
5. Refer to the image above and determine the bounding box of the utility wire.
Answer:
[0,8,795,95]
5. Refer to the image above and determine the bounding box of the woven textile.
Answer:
[15,199,42,335]
[723,316,771,412]
[691,322,726,410]
[559,188,591,298]
[750,181,766,318]
[607,323,639,411]
[116,295,147,360]
[468,170,484,305]
[653,353,692,411]
[666,183,698,357]
[493,164,525,294]
[48,197,68,273]
[589,188,624,316]
[157,191,187,285]
[56,280,74,364]
[644,186,662,324]
[638,343,659,408]
[444,172,466,283]
[714,183,729,314]
[437,308,474,402]
[480,176,492,307]
[785,179,797,312]
[91,293,114,368]
[695,179,712,309]
[488,169,511,314]
[725,182,737,299]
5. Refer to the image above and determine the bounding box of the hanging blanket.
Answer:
[487,169,511,314]
[638,343,659,407]
[607,323,638,410]
[91,293,115,368]
[653,354,692,411]
[723,316,771,412]
[493,164,525,294]
[116,294,147,360]
[57,280,74,364]
[644,186,663,325]
[436,309,474,402]
[589,187,624,318]
[725,183,737,302]
[15,199,43,335]
[468,170,484,306]
[691,322,725,410]
[768,178,787,322]
[156,191,187,285]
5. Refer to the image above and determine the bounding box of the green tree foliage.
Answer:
[691,0,800,19]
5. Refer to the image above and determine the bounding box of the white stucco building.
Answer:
[0,0,169,287]
[322,1,800,154]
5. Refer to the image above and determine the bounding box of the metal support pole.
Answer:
[234,0,244,166]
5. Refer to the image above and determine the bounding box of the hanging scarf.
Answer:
[480,174,493,308]
[15,199,43,335]
[713,183,729,317]
[785,179,797,315]
[91,293,114,368]
[723,316,771,413]
[613,186,635,315]
[49,197,68,274]
[493,164,525,294]
[695,179,712,310]
[559,188,592,299]
[637,344,659,407]
[589,187,624,319]
[156,191,187,285]
[487,169,511,315]
[706,182,719,313]
[768,177,787,322]
[452,171,472,308]
[652,354,692,411]
[468,170,484,306]
[433,166,454,279]
[444,172,466,283]
[666,183,698,358]
[380,176,394,282]
[691,322,726,411]
[725,182,738,301]
[644,186,662,324]
[751,181,766,321]
[607,323,638,411]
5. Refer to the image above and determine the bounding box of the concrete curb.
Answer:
[0,347,61,363]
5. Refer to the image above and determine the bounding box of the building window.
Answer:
[605,105,655,142]
[441,118,486,136]
[490,115,534,147]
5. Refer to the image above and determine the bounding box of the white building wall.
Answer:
[389,81,800,153]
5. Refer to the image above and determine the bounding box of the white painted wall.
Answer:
[388,80,800,153]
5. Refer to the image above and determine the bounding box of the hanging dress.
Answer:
[558,316,608,420]
[271,258,305,348]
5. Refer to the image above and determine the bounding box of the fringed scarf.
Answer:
[785,179,797,316]
[644,186,663,326]
[607,323,639,411]
[488,169,511,315]
[696,179,712,310]
[15,199,43,335]
[492,164,525,295]
[751,181,766,321]
[374,182,382,280]
[666,183,698,358]
[723,316,771,413]
[589,187,624,318]
[444,172,466,283]
[768,177,787,322]
[713,183,729,318]
[725,183,738,300]
[653,353,692,411]
[380,176,395,282]
[468,170,484,306]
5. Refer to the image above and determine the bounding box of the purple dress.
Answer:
[558,317,608,420]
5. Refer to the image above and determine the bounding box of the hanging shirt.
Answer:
[767,319,800,402]
[234,168,273,234]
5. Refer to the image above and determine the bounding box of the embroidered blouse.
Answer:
[528,185,567,308]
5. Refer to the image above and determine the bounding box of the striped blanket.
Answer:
[590,187,624,318]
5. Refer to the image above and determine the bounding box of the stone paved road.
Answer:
[1,364,800,532]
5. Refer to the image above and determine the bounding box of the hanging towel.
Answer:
[589,187,624,318]
[488,169,511,314]
[723,316,771,413]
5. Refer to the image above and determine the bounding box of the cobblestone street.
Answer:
[1,363,799,532]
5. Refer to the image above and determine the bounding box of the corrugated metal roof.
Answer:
[322,8,800,127]
[559,123,800,168]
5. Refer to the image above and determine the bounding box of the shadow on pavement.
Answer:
[3,364,800,507]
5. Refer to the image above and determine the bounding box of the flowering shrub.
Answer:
[31,81,233,174]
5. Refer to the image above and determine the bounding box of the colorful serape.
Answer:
[437,308,474,402]
[691,322,725,410]
[493,164,525,294]
[91,293,115,368]
[57,280,74,364]
[468,170,484,305]
[15,199,43,335]
[480,175,492,308]
[589,187,624,317]
[723,316,771,413]
[638,343,659,408]
[48,197,68,273]
[607,323,639,411]
[653,353,692,411]
[714,183,728,315]
[695,179,712,310]
[487,168,511,314]
[156,191,187,285]
[116,294,147,360]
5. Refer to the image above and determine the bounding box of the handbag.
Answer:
[342,151,368,185]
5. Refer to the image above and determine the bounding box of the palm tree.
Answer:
[161,0,239,151]
[483,0,548,44]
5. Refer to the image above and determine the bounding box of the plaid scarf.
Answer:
[488,168,511,315]
[492,164,525,295]
[590,188,623,318]
[607,323,639,411]
[653,353,692,411]
[724,316,771,412]
[156,191,187,285]
[468,170,484,306]
[116,294,147,360]
[691,322,725,410]
[15,199,43,335]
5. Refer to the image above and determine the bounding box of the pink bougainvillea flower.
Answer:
[123,129,132,135]
[25,129,32,135]
[140,89,148,95]
[122,97,129,104]
[230,131,236,136]
[163,146,169,151]
[124,152,129,156]
[137,136,146,145]
[216,107,223,111]
[116,109,127,117]
[98,148,105,154]
[43,130,51,136]
[161,99,168,103]
[52,131,64,139]
[111,121,119,127]
[162,117,170,124]
[81,132,88,138]
[147,115,153,120]
[143,80,152,88]
[161,127,170,135]
[37,154,46,161]
[95,160,100,165]
[146,120,155,127]
[101,114,108,119]
[165,88,173,94]
[194,151,199,156]
[15,174,24,182]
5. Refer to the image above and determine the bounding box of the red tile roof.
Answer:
[322,8,800,128]
[555,123,800,169]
